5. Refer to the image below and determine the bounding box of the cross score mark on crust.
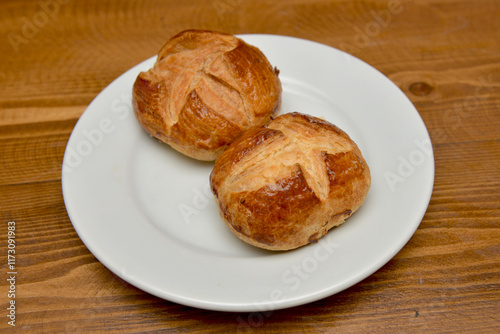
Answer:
[226,113,355,203]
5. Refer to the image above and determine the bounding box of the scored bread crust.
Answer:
[132,29,282,161]
[210,112,371,251]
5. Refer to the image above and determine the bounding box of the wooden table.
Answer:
[1,0,499,332]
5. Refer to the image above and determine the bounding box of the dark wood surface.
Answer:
[1,0,499,332]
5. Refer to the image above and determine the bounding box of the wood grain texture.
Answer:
[0,0,499,332]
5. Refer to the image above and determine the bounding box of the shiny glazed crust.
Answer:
[132,29,282,161]
[210,112,371,251]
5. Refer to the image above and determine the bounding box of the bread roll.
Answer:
[210,112,371,251]
[132,29,282,161]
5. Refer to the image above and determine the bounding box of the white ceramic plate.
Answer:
[62,34,434,312]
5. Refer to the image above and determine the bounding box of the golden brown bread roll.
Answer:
[132,29,282,161]
[210,112,371,251]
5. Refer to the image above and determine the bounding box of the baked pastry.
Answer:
[210,112,371,251]
[132,29,282,161]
